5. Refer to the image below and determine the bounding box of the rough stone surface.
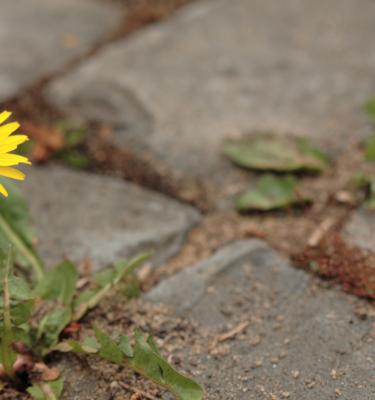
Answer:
[0,0,120,101]
[146,240,375,399]
[343,209,375,252]
[46,0,375,184]
[21,165,199,269]
[56,355,110,400]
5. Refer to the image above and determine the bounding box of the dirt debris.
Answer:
[294,234,375,300]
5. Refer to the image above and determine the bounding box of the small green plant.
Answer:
[236,174,311,212]
[0,112,203,399]
[54,121,90,170]
[224,134,329,173]
[0,183,203,400]
[223,134,327,212]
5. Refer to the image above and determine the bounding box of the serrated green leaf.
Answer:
[83,336,100,351]
[27,378,64,400]
[118,335,133,357]
[37,308,72,355]
[36,261,78,306]
[54,336,99,355]
[60,339,98,355]
[54,328,203,400]
[94,326,124,364]
[0,179,44,281]
[146,335,160,355]
[236,175,310,211]
[129,330,203,400]
[73,253,150,321]
[224,134,328,173]
[10,299,34,325]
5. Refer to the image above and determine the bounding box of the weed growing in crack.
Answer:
[0,112,203,400]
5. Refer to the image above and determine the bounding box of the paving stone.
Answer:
[343,209,375,252]
[21,165,199,269]
[46,0,375,186]
[0,0,120,101]
[146,240,375,399]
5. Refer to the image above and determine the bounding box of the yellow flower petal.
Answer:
[0,153,31,166]
[0,111,11,125]
[0,135,29,154]
[0,111,30,196]
[0,184,9,197]
[0,122,20,142]
[0,166,25,180]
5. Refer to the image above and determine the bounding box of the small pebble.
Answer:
[291,370,300,379]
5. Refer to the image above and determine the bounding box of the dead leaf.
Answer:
[62,322,81,335]
[31,362,60,382]
[22,121,65,162]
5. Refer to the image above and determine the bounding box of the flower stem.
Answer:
[0,214,44,281]
[1,247,15,379]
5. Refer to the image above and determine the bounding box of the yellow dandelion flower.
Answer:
[0,111,31,197]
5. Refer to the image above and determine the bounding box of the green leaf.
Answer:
[35,261,78,306]
[83,336,100,351]
[58,150,90,170]
[93,268,116,287]
[37,308,72,355]
[63,127,86,148]
[33,286,73,352]
[129,330,203,400]
[55,329,203,400]
[27,378,64,400]
[8,276,33,300]
[0,179,44,281]
[54,336,100,355]
[0,249,17,378]
[224,134,328,173]
[236,175,310,211]
[118,335,133,357]
[94,326,124,364]
[363,135,375,161]
[73,253,150,321]
[146,335,160,355]
[10,299,34,325]
[365,98,375,124]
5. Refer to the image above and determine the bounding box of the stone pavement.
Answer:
[0,0,120,101]
[45,0,375,188]
[147,240,375,399]
[21,165,199,270]
[344,209,375,252]
[1,0,375,399]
